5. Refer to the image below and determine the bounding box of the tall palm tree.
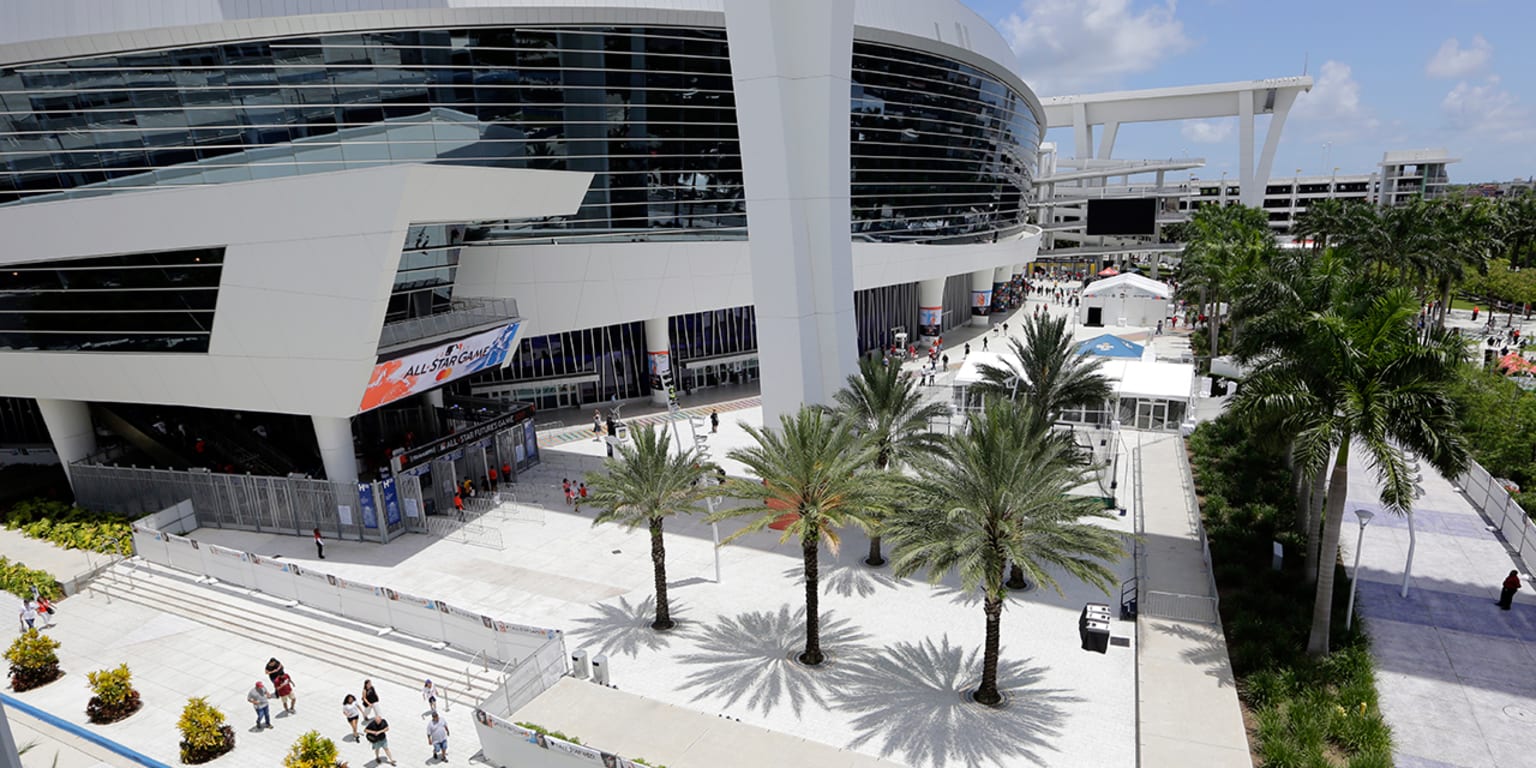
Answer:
[972,313,1113,430]
[1234,285,1468,655]
[833,357,948,567]
[714,407,885,665]
[584,425,712,630]
[1178,203,1274,361]
[1420,197,1497,327]
[885,399,1126,706]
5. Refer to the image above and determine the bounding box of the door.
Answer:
[1087,307,1103,326]
[1135,400,1166,430]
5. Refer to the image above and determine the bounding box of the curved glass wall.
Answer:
[0,27,1036,244]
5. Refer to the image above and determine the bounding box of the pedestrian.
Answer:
[942,353,949,369]
[1499,569,1522,610]
[365,712,397,765]
[563,479,574,506]
[362,679,380,718]
[488,466,498,490]
[265,657,285,686]
[427,711,451,762]
[313,528,325,559]
[273,671,297,714]
[964,342,970,357]
[35,595,53,627]
[18,599,36,631]
[1156,320,1164,335]
[1473,306,1481,322]
[710,410,719,433]
[422,679,439,714]
[1002,323,1009,334]
[502,462,512,483]
[247,681,272,730]
[982,337,988,351]
[592,410,603,441]
[342,694,363,741]
[577,482,588,511]
[453,493,464,517]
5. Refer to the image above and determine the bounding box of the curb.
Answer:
[0,690,172,768]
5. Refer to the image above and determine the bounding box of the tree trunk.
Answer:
[865,534,886,567]
[1307,440,1351,656]
[1305,462,1328,585]
[649,517,674,630]
[975,594,1005,706]
[1006,563,1029,590]
[1296,470,1312,537]
[800,532,823,665]
[1439,282,1453,329]
[1208,298,1222,362]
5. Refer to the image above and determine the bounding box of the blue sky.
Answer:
[962,0,1536,183]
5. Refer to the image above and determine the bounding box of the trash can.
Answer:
[1082,619,1111,653]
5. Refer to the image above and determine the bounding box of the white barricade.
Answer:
[335,578,391,628]
[292,566,343,615]
[165,534,204,574]
[203,544,251,587]
[249,555,299,602]
[440,602,498,658]
[131,527,169,566]
[383,590,445,641]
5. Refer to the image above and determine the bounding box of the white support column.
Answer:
[35,398,95,487]
[917,277,945,342]
[1238,93,1257,207]
[644,316,673,405]
[1073,102,1093,159]
[1096,121,1120,160]
[969,269,994,327]
[1253,89,1300,206]
[725,0,859,421]
[312,415,358,485]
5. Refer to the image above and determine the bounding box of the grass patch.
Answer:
[1188,416,1393,767]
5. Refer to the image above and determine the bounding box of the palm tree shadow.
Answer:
[778,563,904,599]
[1151,619,1235,688]
[568,595,685,659]
[931,582,983,607]
[677,604,869,717]
[832,635,1080,768]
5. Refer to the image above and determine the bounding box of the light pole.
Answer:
[1345,508,1374,631]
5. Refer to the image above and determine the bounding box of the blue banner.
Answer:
[358,483,378,529]
[380,477,402,527]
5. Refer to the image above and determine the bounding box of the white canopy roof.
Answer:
[1081,273,1174,298]
[1101,360,1196,400]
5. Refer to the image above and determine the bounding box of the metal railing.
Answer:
[377,296,519,353]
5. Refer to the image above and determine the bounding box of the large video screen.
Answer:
[1086,198,1157,236]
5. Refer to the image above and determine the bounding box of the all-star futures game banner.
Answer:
[359,322,522,412]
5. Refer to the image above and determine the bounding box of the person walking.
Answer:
[342,694,363,741]
[575,482,587,512]
[364,712,397,765]
[34,595,54,627]
[265,658,285,686]
[427,711,451,762]
[592,410,603,441]
[422,679,440,714]
[563,479,574,506]
[1498,570,1523,610]
[361,679,381,718]
[247,681,272,730]
[710,410,719,434]
[312,528,325,559]
[18,599,36,631]
[941,353,949,370]
[273,671,297,714]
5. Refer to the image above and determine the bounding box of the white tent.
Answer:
[1079,273,1174,328]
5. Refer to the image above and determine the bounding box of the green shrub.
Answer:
[5,628,61,691]
[515,721,581,744]
[282,730,342,768]
[3,498,133,556]
[0,557,60,600]
[178,697,235,764]
[85,663,141,724]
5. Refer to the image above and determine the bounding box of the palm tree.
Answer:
[584,425,712,630]
[1233,285,1468,655]
[714,407,885,665]
[1178,204,1273,361]
[972,313,1113,430]
[885,399,1126,706]
[1420,197,1497,328]
[833,357,948,567]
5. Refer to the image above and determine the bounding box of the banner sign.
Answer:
[292,566,334,585]
[397,405,533,470]
[380,477,403,527]
[207,544,247,561]
[358,483,378,529]
[919,306,942,337]
[251,554,290,573]
[359,322,523,412]
[476,712,636,768]
[492,620,562,640]
[971,289,993,316]
[337,577,380,596]
[385,589,436,610]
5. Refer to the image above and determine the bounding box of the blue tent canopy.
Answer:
[1076,334,1145,359]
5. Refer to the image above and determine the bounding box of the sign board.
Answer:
[359,322,523,412]
[357,484,378,529]
[380,477,402,527]
[396,404,535,471]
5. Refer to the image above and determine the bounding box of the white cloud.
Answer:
[1441,76,1534,143]
[1290,60,1379,141]
[999,0,1192,96]
[1181,119,1232,144]
[1426,35,1492,79]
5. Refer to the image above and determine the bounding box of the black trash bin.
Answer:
[1079,603,1113,654]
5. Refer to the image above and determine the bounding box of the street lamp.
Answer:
[1345,508,1375,631]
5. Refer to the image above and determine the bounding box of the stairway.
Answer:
[89,560,505,708]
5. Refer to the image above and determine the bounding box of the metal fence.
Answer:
[73,463,426,542]
[476,635,570,718]
[1458,460,1536,573]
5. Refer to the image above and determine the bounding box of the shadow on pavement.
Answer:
[1150,619,1235,688]
[778,563,906,599]
[567,595,685,659]
[675,604,869,717]
[831,635,1078,768]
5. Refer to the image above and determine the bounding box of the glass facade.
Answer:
[388,224,466,324]
[0,26,1037,244]
[0,247,225,352]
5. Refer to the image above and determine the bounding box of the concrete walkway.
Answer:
[1346,446,1536,768]
[1133,432,1250,768]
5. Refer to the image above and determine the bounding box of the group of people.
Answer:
[249,659,451,763]
[15,592,54,631]
[563,478,589,509]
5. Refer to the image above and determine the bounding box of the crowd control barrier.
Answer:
[1458,460,1536,574]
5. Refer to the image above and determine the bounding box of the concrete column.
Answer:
[725,0,860,421]
[644,316,673,405]
[917,277,945,342]
[969,269,994,327]
[312,415,358,485]
[423,388,444,434]
[35,398,95,487]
